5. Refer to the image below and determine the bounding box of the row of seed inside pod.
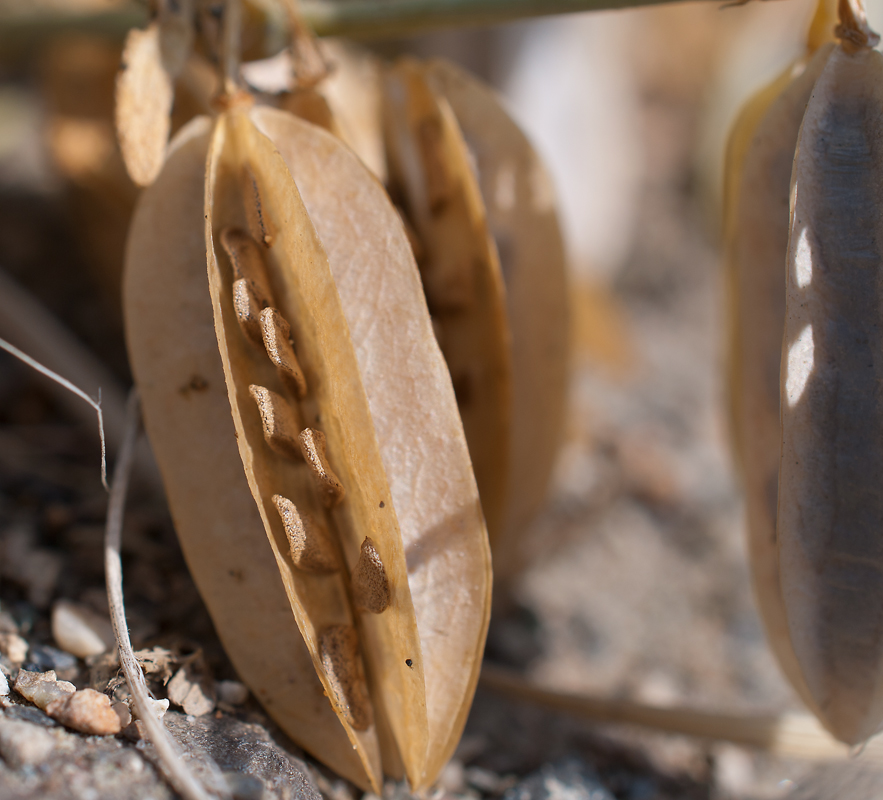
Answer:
[220,218,391,730]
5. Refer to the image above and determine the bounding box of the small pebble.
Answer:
[25,644,78,675]
[51,600,114,659]
[14,669,76,709]
[216,680,249,706]
[0,671,7,697]
[0,716,55,767]
[46,688,122,736]
[0,632,28,665]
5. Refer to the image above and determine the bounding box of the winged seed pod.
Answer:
[778,0,883,744]
[723,0,836,720]
[421,59,570,581]
[383,58,513,545]
[124,106,491,790]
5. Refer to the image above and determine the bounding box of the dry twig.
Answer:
[104,391,230,800]
[480,663,883,763]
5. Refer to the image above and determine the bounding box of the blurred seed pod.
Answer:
[778,0,883,745]
[383,57,513,547]
[422,59,570,581]
[723,0,835,724]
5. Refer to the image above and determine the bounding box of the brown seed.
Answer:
[248,385,303,459]
[261,308,308,398]
[221,228,272,296]
[352,537,390,614]
[318,626,372,730]
[222,227,274,345]
[273,494,338,573]
[242,164,274,247]
[299,428,345,507]
[232,279,265,345]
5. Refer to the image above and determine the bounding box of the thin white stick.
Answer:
[105,391,230,800]
[0,335,108,490]
[480,664,883,763]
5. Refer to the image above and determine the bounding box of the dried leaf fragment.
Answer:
[319,625,373,731]
[249,384,302,458]
[299,428,344,507]
[261,308,307,398]
[115,23,174,187]
[352,537,390,614]
[273,494,338,573]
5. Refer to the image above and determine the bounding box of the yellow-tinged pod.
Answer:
[421,58,570,581]
[125,103,491,789]
[123,117,372,788]
[383,57,513,546]
[779,0,883,744]
[249,107,491,788]
[725,1,835,717]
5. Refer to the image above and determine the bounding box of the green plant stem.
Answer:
[1,0,705,47]
[301,0,681,38]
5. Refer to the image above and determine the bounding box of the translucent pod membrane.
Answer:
[382,57,513,550]
[250,107,492,789]
[125,105,491,790]
[779,42,883,744]
[724,43,834,722]
[421,59,570,581]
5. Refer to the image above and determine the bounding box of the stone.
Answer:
[45,688,122,736]
[216,680,249,706]
[14,669,76,709]
[503,759,615,800]
[0,670,7,697]
[0,715,55,768]
[0,632,28,665]
[24,644,79,676]
[51,600,115,659]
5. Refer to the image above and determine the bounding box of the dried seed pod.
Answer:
[724,28,835,718]
[261,307,307,398]
[779,15,883,744]
[383,58,512,544]
[273,494,339,573]
[207,108,431,789]
[353,537,391,614]
[123,117,369,789]
[248,384,303,458]
[127,94,491,791]
[422,59,570,580]
[250,106,491,789]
